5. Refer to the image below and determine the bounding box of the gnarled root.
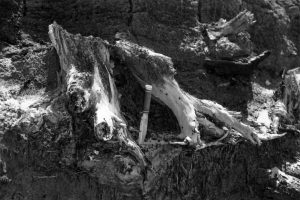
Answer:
[114,40,267,147]
[170,132,229,150]
[194,99,261,145]
[115,123,148,168]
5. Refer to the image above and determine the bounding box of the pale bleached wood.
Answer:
[49,23,147,167]
[206,10,256,40]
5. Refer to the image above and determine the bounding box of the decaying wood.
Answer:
[283,67,300,123]
[204,50,271,75]
[48,22,147,167]
[269,167,300,192]
[271,101,287,134]
[205,10,256,40]
[114,40,286,147]
[49,22,287,156]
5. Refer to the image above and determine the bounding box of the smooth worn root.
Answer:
[196,132,229,150]
[115,39,291,148]
[114,40,275,148]
[169,132,229,150]
[257,132,287,141]
[196,98,290,143]
[197,116,225,138]
[194,99,261,145]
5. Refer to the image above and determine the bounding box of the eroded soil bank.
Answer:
[1,0,300,199]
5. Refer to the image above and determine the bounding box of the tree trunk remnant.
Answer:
[48,22,147,167]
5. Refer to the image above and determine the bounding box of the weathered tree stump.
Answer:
[49,22,147,168]
[50,21,287,154]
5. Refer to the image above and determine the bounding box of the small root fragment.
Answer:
[194,99,262,145]
[169,132,229,150]
[271,100,287,134]
[279,125,300,134]
[196,132,229,150]
[115,122,148,168]
[257,132,287,141]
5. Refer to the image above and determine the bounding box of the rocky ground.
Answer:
[1,0,300,200]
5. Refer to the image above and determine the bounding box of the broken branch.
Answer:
[206,10,256,40]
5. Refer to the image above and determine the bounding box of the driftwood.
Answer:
[204,50,271,75]
[205,10,256,40]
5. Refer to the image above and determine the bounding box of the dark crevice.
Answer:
[126,0,140,44]
[198,0,202,22]
[22,0,27,16]
[127,0,133,26]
